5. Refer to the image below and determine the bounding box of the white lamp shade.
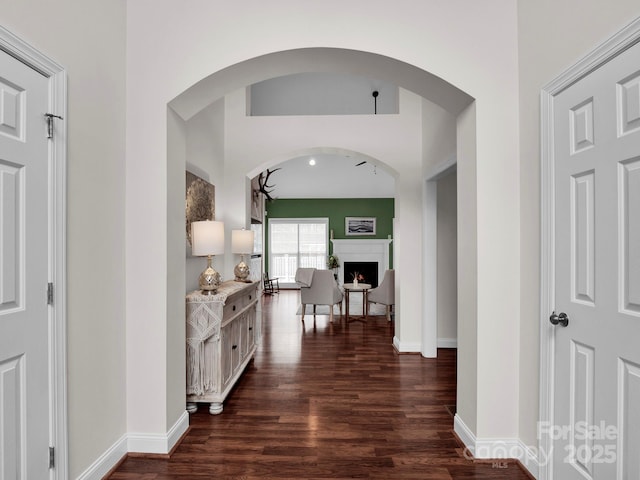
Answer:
[232,229,254,254]
[191,220,225,256]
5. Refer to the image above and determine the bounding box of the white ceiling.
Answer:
[266,153,395,199]
[250,72,397,199]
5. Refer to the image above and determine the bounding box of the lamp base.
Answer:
[234,260,250,283]
[199,257,221,294]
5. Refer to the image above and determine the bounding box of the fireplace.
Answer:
[330,239,392,286]
[344,262,379,287]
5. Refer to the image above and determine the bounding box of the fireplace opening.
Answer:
[343,262,378,287]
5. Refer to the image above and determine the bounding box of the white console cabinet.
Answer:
[186,281,259,414]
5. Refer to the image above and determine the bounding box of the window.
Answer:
[268,218,328,285]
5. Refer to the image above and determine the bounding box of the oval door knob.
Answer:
[549,311,569,327]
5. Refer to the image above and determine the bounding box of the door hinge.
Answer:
[47,282,54,305]
[49,446,55,469]
[44,113,63,139]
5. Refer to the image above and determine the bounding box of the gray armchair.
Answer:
[295,268,343,323]
[367,269,395,321]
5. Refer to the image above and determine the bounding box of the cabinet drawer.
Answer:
[222,286,257,320]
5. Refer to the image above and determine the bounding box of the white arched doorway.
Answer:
[168,48,472,361]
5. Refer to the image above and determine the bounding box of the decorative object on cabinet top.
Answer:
[191,220,225,294]
[232,229,255,282]
[185,171,215,245]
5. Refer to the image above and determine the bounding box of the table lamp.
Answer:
[191,220,225,294]
[232,229,254,282]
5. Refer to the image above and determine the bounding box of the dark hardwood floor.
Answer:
[107,290,531,479]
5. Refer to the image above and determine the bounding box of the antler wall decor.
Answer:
[257,168,281,201]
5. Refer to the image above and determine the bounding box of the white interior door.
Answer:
[0,49,51,478]
[552,40,640,479]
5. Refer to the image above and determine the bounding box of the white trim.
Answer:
[392,336,421,353]
[518,442,542,480]
[437,338,458,349]
[454,414,540,478]
[539,87,556,480]
[542,18,640,96]
[75,412,189,480]
[128,410,190,454]
[453,413,476,454]
[75,435,128,480]
[539,15,640,480]
[0,26,68,480]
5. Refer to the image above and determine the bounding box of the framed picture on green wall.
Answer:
[345,217,376,236]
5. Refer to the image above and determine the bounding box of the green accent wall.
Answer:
[264,198,394,271]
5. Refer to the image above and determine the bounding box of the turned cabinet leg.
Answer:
[186,402,198,413]
[209,402,223,415]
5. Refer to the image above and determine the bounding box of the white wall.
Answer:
[437,172,458,346]
[126,0,520,450]
[1,1,127,477]
[517,0,640,454]
[185,99,226,293]
[456,103,479,435]
[166,109,188,426]
[421,98,457,357]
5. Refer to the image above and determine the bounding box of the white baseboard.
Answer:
[437,338,457,348]
[75,434,128,480]
[393,337,458,352]
[76,411,190,480]
[515,441,541,479]
[454,413,540,479]
[453,413,476,452]
[392,336,421,353]
[128,410,190,453]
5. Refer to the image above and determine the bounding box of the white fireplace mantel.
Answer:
[330,239,392,285]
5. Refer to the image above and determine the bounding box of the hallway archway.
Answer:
[168,48,472,362]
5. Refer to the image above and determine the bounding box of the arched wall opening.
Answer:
[166,46,477,433]
[249,147,398,290]
[245,146,399,183]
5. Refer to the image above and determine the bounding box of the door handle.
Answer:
[549,311,569,327]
